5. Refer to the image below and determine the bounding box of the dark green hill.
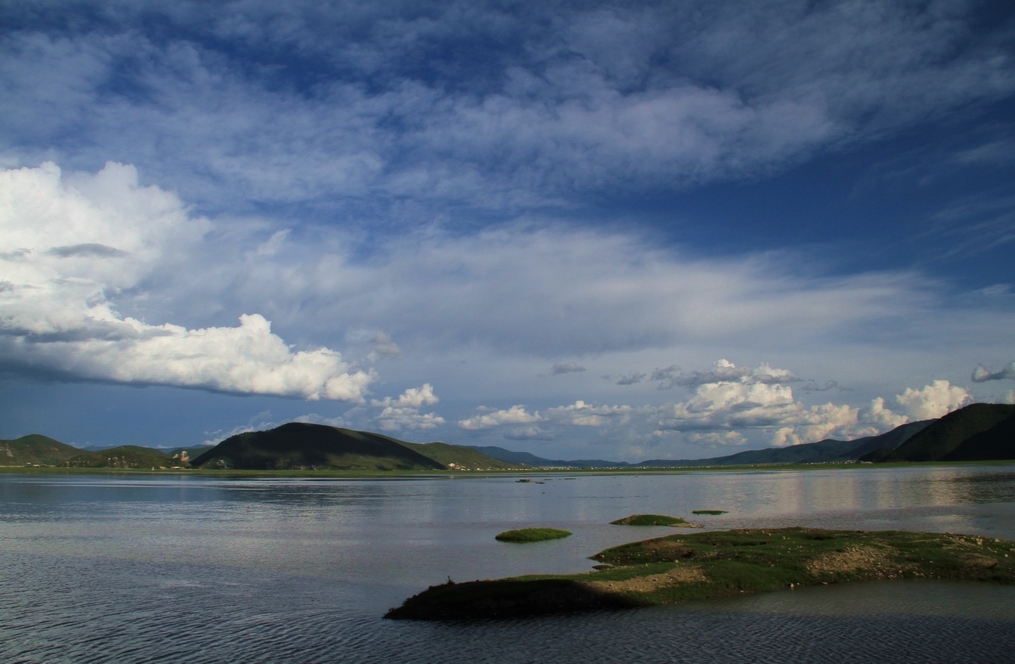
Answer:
[871,404,1015,462]
[63,445,177,469]
[942,410,1015,461]
[401,442,525,470]
[190,423,447,470]
[1,434,82,466]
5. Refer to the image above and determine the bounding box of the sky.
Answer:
[1,0,1014,460]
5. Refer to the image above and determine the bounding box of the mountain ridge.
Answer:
[472,419,934,468]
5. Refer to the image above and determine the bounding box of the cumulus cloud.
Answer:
[455,356,974,448]
[0,162,372,400]
[458,405,542,430]
[894,379,970,421]
[371,383,445,431]
[650,372,970,446]
[859,397,910,432]
[972,362,1015,382]
[551,362,585,375]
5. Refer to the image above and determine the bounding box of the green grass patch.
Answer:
[692,510,728,515]
[495,527,572,543]
[610,514,694,526]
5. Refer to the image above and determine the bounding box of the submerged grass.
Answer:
[386,527,1015,620]
[495,528,573,543]
[610,514,698,527]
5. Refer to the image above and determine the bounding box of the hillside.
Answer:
[401,442,525,470]
[868,403,1015,462]
[1,434,82,466]
[63,445,179,469]
[190,423,447,470]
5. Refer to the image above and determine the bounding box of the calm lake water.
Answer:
[3,465,1015,662]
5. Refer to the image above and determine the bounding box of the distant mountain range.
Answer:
[473,404,1015,467]
[469,422,933,468]
[2,403,1012,470]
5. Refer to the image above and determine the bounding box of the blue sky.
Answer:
[1,0,1013,459]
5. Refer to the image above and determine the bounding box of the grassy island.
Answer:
[495,528,572,543]
[386,527,1015,620]
[610,514,700,527]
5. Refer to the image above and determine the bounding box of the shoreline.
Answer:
[3,458,1015,479]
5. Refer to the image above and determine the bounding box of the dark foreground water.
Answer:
[3,466,1015,662]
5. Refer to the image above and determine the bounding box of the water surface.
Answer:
[3,466,1015,662]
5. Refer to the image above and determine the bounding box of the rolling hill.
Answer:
[191,423,451,470]
[0,434,83,466]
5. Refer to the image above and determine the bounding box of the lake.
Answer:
[3,465,1015,662]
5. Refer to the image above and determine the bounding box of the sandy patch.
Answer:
[582,565,707,593]
[807,546,894,575]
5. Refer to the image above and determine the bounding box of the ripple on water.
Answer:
[2,548,1015,663]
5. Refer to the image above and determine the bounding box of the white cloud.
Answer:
[858,397,910,433]
[458,405,542,430]
[0,162,372,401]
[503,361,974,448]
[551,361,585,374]
[371,383,445,431]
[894,379,970,421]
[372,383,439,409]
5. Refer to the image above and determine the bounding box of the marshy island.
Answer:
[386,526,1015,620]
